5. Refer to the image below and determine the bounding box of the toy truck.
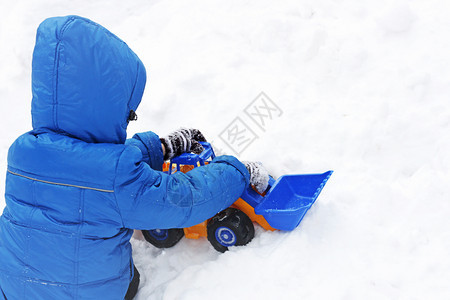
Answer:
[142,142,333,252]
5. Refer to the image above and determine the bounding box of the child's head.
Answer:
[31,16,146,144]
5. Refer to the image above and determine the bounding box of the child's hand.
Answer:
[243,161,270,193]
[160,128,207,160]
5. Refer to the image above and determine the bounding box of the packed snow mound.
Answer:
[1,0,449,299]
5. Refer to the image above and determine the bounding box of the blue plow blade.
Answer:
[254,171,333,231]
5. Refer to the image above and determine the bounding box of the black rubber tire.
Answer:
[207,208,255,253]
[142,228,184,248]
[125,265,140,300]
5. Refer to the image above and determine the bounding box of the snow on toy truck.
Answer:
[142,142,333,252]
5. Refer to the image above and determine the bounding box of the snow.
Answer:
[1,0,450,299]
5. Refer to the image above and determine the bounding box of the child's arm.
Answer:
[114,145,250,230]
[125,131,165,171]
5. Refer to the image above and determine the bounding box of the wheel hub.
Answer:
[215,226,236,247]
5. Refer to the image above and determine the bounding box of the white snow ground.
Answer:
[1,0,450,299]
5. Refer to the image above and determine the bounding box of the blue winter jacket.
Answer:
[0,16,249,299]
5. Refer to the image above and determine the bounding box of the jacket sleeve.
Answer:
[114,145,250,229]
[125,131,164,171]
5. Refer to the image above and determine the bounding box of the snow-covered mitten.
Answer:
[243,161,270,193]
[160,128,207,160]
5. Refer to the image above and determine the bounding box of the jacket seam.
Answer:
[0,285,6,300]
[7,170,114,193]
[74,189,85,299]
[112,147,128,228]
[3,214,88,238]
[23,180,36,299]
[0,268,128,288]
[52,41,61,131]
[52,17,75,132]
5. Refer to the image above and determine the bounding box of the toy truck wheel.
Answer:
[206,208,255,253]
[142,228,184,248]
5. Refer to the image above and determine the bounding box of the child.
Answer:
[0,16,268,299]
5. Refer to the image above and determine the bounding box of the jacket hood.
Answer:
[31,16,146,144]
